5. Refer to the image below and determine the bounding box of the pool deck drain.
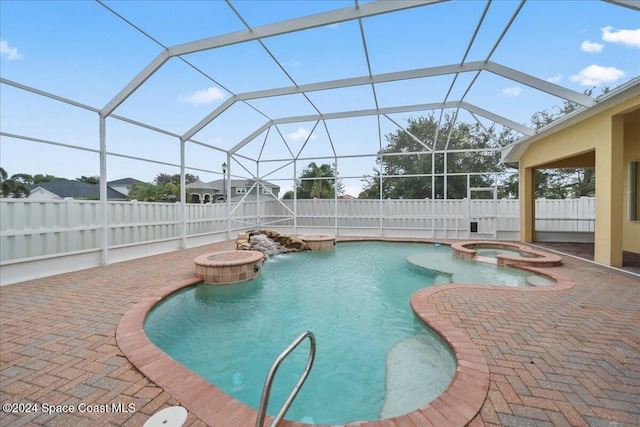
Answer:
[1,238,639,426]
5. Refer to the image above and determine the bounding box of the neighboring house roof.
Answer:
[107,177,144,186]
[187,179,279,192]
[244,179,279,189]
[28,180,127,200]
[186,181,220,191]
[339,194,355,199]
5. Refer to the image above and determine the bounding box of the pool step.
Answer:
[380,335,453,419]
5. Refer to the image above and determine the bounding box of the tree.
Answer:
[525,88,601,199]
[359,88,603,200]
[32,174,64,184]
[127,172,199,202]
[283,162,343,199]
[2,173,63,186]
[154,173,199,187]
[358,114,510,199]
[128,180,187,202]
[160,183,180,202]
[0,167,31,198]
[78,175,99,185]
[128,183,161,202]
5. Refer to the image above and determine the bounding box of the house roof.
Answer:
[187,179,279,191]
[501,77,640,167]
[185,181,220,191]
[107,177,144,186]
[29,180,127,200]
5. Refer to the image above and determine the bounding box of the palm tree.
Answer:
[0,167,31,198]
[128,183,160,202]
[296,162,342,199]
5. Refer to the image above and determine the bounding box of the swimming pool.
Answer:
[144,241,548,424]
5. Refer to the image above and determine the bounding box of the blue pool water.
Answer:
[145,242,545,424]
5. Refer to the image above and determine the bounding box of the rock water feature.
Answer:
[236,229,311,257]
[195,230,328,284]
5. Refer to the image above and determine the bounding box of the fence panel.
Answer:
[1,197,597,263]
[107,200,180,246]
[1,199,102,260]
[535,197,595,232]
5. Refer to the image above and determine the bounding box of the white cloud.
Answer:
[0,40,24,60]
[180,87,226,105]
[581,40,604,53]
[569,64,625,86]
[601,26,640,48]
[502,87,522,97]
[285,127,315,143]
[546,75,562,84]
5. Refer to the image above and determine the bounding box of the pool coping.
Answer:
[116,238,575,427]
[451,240,563,268]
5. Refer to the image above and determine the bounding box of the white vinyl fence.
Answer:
[0,197,595,285]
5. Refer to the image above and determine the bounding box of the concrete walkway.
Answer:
[1,240,638,426]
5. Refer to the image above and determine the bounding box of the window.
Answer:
[262,187,271,195]
[236,187,246,194]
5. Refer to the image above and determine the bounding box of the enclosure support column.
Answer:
[594,116,624,266]
[256,161,261,227]
[99,115,109,265]
[293,160,298,234]
[226,152,231,241]
[443,151,448,238]
[379,156,383,237]
[334,156,338,236]
[466,175,471,240]
[180,138,187,249]
[431,150,435,237]
[377,116,384,237]
[519,165,535,243]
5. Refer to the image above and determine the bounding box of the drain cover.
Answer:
[143,406,188,427]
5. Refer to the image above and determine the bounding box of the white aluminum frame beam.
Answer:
[483,62,595,107]
[470,112,503,148]
[460,102,534,136]
[229,100,533,154]
[170,0,445,57]
[101,0,444,117]
[181,60,589,142]
[602,0,640,11]
[181,62,481,142]
[383,114,432,152]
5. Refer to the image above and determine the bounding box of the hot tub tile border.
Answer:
[117,239,575,427]
[451,240,563,268]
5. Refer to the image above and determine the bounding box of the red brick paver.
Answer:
[1,239,639,426]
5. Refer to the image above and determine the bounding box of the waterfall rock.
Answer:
[236,229,310,256]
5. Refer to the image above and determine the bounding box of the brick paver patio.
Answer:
[1,239,639,426]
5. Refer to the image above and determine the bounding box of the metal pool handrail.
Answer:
[255,331,316,427]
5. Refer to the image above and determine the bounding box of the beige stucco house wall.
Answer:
[509,83,639,267]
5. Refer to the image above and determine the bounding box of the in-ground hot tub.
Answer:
[451,241,562,267]
[194,250,264,284]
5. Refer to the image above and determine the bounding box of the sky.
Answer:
[1,0,639,197]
